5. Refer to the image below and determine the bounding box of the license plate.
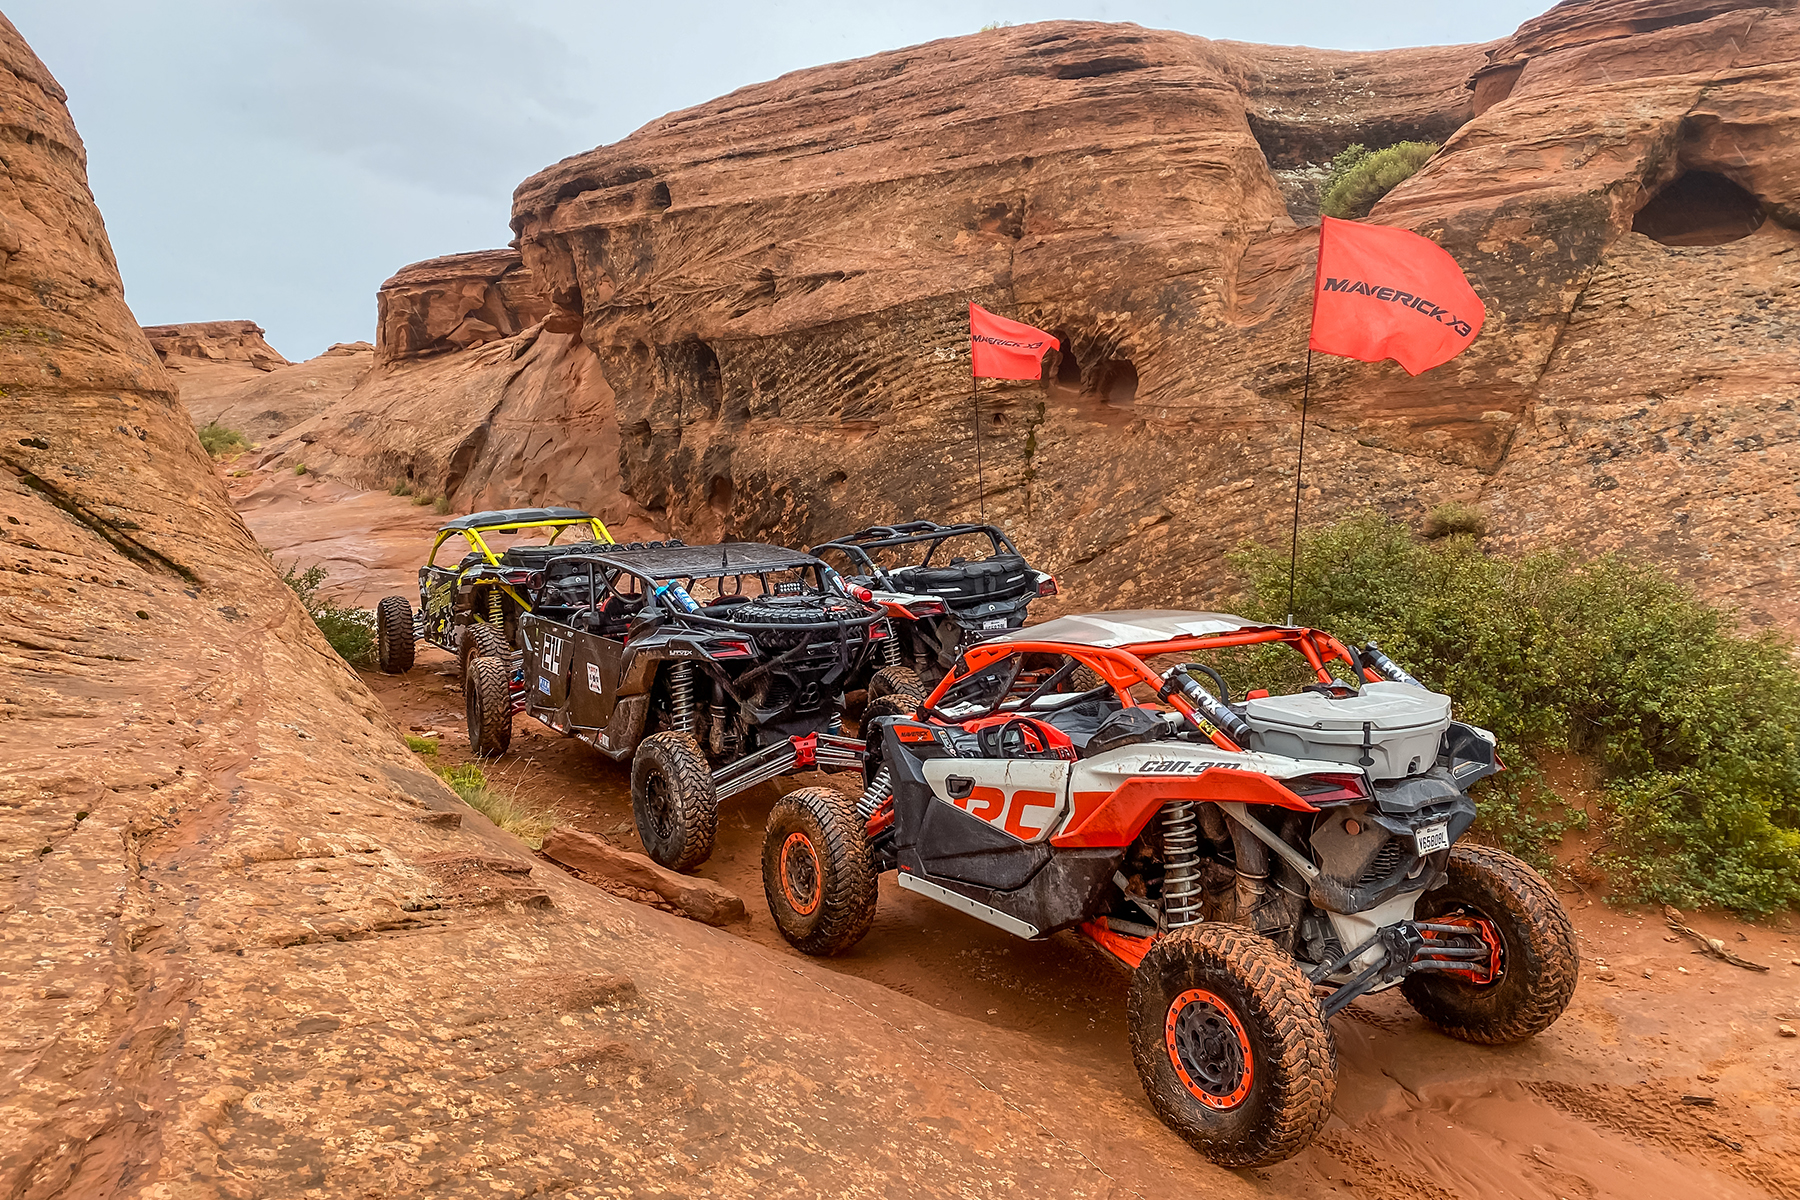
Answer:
[1415,822,1450,854]
[983,618,1007,630]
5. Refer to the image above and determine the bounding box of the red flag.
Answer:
[1308,216,1485,376]
[969,303,1059,379]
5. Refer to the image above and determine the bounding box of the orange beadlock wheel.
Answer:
[779,831,822,916]
[1165,988,1254,1109]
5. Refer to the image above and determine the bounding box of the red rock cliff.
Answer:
[505,3,1798,628]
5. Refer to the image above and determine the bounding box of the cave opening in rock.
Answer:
[1633,171,1765,247]
[1051,330,1081,386]
[650,181,672,211]
[692,341,722,418]
[1100,359,1138,407]
[708,474,734,516]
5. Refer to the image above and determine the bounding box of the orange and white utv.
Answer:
[758,611,1577,1167]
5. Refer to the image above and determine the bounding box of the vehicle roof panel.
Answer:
[437,506,595,532]
[559,542,821,579]
[989,610,1275,648]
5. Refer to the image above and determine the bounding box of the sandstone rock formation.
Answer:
[494,2,1797,632]
[0,16,1258,1196]
[376,248,553,362]
[147,318,373,437]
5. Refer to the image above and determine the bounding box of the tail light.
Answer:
[1037,576,1059,598]
[908,599,947,616]
[708,639,753,659]
[868,621,890,640]
[1286,772,1370,803]
[499,569,532,585]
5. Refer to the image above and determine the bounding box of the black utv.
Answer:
[464,542,886,870]
[810,521,1056,701]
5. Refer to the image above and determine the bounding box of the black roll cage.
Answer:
[810,521,1019,591]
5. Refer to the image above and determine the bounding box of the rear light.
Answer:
[709,639,753,659]
[849,584,874,603]
[868,621,890,641]
[908,599,947,616]
[1287,772,1370,803]
[1246,688,1269,700]
[1037,576,1059,598]
[500,569,532,585]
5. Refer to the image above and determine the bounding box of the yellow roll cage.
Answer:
[427,516,614,610]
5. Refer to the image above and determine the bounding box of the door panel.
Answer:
[922,759,1071,844]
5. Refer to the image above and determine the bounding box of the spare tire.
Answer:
[729,594,868,650]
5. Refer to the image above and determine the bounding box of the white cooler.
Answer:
[1243,682,1452,781]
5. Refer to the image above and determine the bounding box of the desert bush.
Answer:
[433,495,452,515]
[1422,500,1488,540]
[280,561,375,669]
[1320,141,1439,220]
[1229,511,1800,914]
[437,763,558,847]
[390,480,413,497]
[411,493,433,507]
[293,463,307,476]
[198,421,248,458]
[404,735,438,755]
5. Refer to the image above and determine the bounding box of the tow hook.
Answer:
[1313,918,1497,1019]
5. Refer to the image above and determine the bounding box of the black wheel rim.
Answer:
[645,773,678,843]
[1166,989,1252,1109]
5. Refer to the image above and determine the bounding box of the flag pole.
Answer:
[1286,347,1312,627]
[971,337,987,521]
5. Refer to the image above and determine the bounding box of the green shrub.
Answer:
[198,422,248,458]
[433,495,452,516]
[1320,141,1439,220]
[1422,501,1488,540]
[280,561,375,669]
[437,763,559,847]
[411,493,433,507]
[293,463,307,476]
[1228,512,1800,914]
[404,735,439,755]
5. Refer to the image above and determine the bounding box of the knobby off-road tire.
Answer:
[867,665,924,702]
[630,732,719,872]
[862,692,920,729]
[1400,843,1579,1045]
[375,595,415,675]
[1128,924,1337,1168]
[763,785,878,956]
[465,656,513,758]
[456,620,508,681]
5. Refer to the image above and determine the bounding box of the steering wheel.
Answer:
[979,717,1060,760]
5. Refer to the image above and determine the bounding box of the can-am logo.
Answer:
[1138,759,1210,775]
[1321,277,1476,336]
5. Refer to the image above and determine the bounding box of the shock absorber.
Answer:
[1161,801,1204,929]
[667,661,695,735]
[881,621,901,668]
[857,765,892,820]
[487,589,504,628]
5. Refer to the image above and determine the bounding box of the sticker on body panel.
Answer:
[922,759,1071,843]
[586,662,603,693]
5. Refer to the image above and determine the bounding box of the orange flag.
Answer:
[1309,216,1485,376]
[969,303,1059,379]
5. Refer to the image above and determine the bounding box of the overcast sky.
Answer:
[9,1,1546,360]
